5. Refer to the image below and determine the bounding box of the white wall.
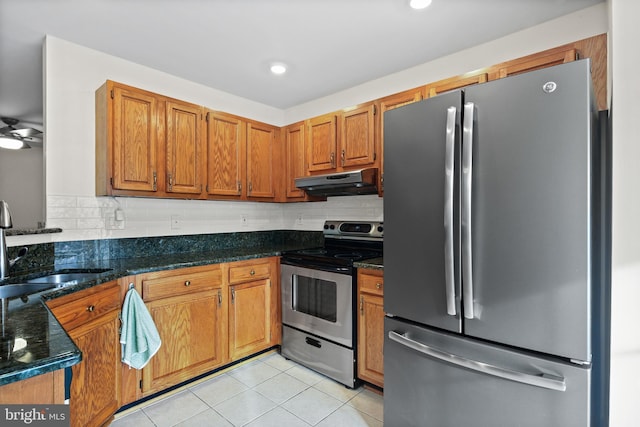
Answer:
[609,0,640,425]
[0,147,44,228]
[6,3,607,250]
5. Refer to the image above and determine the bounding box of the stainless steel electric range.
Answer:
[280,220,383,388]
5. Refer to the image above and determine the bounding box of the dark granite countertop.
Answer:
[0,236,319,387]
[354,257,384,271]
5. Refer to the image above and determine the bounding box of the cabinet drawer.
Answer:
[48,282,120,331]
[359,271,384,296]
[143,268,222,302]
[229,261,271,284]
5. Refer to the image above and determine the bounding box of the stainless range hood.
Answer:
[295,168,378,197]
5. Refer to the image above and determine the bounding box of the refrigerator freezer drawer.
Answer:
[384,317,590,427]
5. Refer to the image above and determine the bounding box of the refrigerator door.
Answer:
[384,91,462,333]
[462,60,594,361]
[384,317,590,427]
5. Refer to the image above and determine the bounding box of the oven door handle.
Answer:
[292,273,297,311]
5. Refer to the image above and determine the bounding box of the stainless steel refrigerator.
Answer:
[383,59,609,427]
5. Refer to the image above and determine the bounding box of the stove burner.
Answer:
[299,248,327,255]
[334,253,365,261]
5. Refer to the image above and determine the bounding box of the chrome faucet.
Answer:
[0,201,27,280]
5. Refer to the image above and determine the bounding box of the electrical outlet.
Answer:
[171,215,181,230]
[105,213,125,230]
[240,214,248,227]
[296,213,304,225]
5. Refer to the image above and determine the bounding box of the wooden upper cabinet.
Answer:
[305,103,378,175]
[206,111,246,198]
[488,47,577,80]
[341,103,376,168]
[166,101,204,195]
[104,82,159,193]
[425,71,488,98]
[307,113,338,172]
[283,122,306,199]
[246,122,278,200]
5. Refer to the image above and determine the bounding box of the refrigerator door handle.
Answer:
[388,330,567,392]
[444,106,457,316]
[461,101,475,319]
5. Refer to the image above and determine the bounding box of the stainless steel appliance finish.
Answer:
[281,265,353,347]
[294,168,378,197]
[280,220,383,388]
[383,60,607,426]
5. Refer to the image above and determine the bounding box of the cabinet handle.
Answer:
[250,269,255,276]
[217,289,222,307]
[330,152,335,168]
[238,181,242,194]
[168,173,173,191]
[249,182,253,194]
[360,296,364,315]
[184,280,191,287]
[86,305,95,312]
[153,171,157,191]
[341,149,345,166]
[231,287,235,303]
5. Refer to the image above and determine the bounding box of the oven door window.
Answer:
[293,275,337,323]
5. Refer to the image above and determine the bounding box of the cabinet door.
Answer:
[229,279,272,360]
[166,100,204,195]
[307,114,337,172]
[358,292,385,388]
[206,111,246,197]
[340,104,376,168]
[247,122,277,199]
[488,47,576,80]
[425,71,488,98]
[48,281,121,427]
[357,270,385,388]
[111,85,159,192]
[284,122,306,199]
[67,310,120,427]
[144,290,227,394]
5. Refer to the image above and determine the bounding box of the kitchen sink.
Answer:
[25,269,113,286]
[0,283,57,299]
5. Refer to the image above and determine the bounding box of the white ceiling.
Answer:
[0,0,602,128]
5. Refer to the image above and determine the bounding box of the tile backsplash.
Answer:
[42,194,383,243]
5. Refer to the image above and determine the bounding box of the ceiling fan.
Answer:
[0,117,43,149]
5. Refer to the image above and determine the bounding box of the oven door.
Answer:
[281,264,353,347]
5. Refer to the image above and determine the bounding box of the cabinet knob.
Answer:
[185,280,191,287]
[86,305,95,312]
[250,269,255,276]
[376,283,382,289]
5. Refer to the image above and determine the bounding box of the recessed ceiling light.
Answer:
[410,0,432,10]
[270,63,287,75]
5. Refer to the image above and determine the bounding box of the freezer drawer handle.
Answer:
[388,331,567,392]
[444,106,457,316]
[461,102,475,319]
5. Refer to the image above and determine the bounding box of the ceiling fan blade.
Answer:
[10,128,43,139]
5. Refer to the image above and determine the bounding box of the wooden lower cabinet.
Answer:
[357,269,385,388]
[120,258,280,400]
[0,370,65,404]
[138,265,228,396]
[47,281,121,427]
[227,257,280,360]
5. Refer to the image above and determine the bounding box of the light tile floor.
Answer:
[110,352,383,427]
